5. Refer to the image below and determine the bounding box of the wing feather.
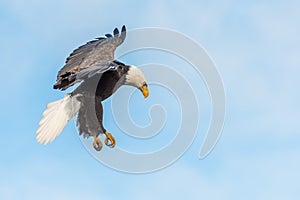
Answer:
[56,25,126,83]
[105,34,113,38]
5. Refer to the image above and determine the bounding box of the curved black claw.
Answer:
[93,136,103,151]
[104,132,116,148]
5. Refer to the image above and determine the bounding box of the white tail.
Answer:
[36,94,80,144]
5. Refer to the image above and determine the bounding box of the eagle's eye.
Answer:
[117,66,122,71]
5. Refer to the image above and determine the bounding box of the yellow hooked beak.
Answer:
[140,85,149,98]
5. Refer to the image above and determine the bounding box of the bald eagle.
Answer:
[36,25,149,151]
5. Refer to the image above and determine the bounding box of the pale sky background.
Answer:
[1,0,300,200]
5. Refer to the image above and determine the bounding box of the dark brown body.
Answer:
[60,63,130,138]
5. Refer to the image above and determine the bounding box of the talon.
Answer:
[93,136,103,151]
[104,131,116,148]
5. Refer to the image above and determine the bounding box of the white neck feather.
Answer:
[125,66,147,88]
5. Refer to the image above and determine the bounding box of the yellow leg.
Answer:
[104,131,116,148]
[93,136,103,151]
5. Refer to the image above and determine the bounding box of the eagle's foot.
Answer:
[93,136,103,151]
[104,131,116,148]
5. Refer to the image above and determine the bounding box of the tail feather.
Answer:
[36,94,80,145]
[38,102,61,126]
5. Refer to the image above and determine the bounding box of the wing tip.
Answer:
[113,27,119,36]
[121,25,126,32]
[105,33,113,38]
[120,25,126,40]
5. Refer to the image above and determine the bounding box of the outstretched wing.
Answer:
[71,61,121,81]
[54,25,126,90]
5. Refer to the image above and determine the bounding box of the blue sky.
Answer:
[1,0,300,199]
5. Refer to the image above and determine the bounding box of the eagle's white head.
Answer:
[125,65,149,98]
